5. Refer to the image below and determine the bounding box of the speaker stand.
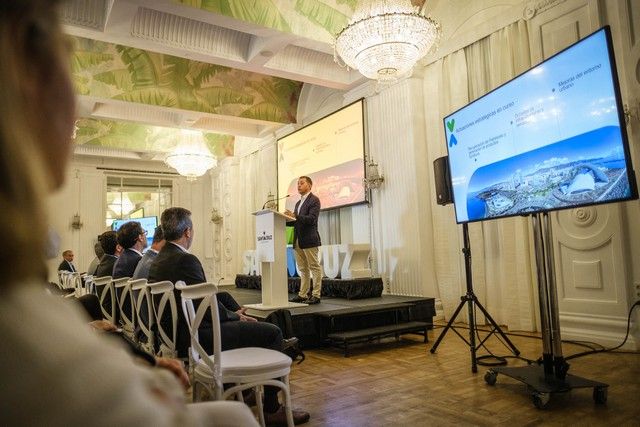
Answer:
[430,222,520,373]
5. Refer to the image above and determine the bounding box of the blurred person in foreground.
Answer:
[0,1,257,425]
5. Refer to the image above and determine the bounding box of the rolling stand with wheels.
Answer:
[430,222,520,373]
[483,212,608,408]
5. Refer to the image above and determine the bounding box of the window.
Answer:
[106,176,172,228]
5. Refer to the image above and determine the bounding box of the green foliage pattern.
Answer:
[70,36,303,123]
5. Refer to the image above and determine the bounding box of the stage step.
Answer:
[326,321,429,357]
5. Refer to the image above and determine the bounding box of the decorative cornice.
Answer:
[523,0,568,20]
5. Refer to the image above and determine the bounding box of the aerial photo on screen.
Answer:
[466,126,632,220]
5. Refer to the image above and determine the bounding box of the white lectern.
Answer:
[245,209,307,310]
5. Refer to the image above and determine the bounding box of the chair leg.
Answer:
[192,382,200,403]
[256,385,266,427]
[280,376,294,427]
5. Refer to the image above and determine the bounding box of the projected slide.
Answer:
[277,100,366,211]
[444,28,636,223]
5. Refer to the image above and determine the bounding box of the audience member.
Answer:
[132,225,165,279]
[57,249,76,272]
[86,241,104,276]
[113,221,146,278]
[0,3,256,423]
[148,207,310,426]
[95,230,118,277]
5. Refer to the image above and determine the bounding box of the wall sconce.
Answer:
[71,213,83,230]
[210,208,223,224]
[263,191,277,210]
[363,157,385,190]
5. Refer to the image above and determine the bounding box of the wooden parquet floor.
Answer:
[286,325,640,426]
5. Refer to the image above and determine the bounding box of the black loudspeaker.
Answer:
[433,156,453,205]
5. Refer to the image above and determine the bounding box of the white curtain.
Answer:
[424,21,538,331]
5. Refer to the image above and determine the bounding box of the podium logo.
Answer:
[257,231,273,242]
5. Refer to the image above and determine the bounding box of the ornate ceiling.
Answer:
[62,0,365,161]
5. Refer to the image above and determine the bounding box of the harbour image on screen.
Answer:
[466,126,631,220]
[112,216,158,249]
[444,27,637,223]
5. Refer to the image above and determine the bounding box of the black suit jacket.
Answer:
[57,260,75,272]
[112,248,142,279]
[287,192,321,249]
[94,254,117,278]
[148,242,240,356]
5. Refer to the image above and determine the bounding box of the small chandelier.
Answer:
[165,130,217,181]
[334,0,440,83]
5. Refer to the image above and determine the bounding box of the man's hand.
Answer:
[155,357,190,389]
[236,308,257,322]
[89,319,118,332]
[284,209,296,218]
[239,313,257,322]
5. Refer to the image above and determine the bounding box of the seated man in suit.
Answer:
[113,221,147,278]
[94,231,119,321]
[86,242,104,276]
[94,231,119,278]
[132,226,165,280]
[148,207,309,426]
[58,249,76,272]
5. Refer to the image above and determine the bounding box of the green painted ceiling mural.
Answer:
[70,36,304,123]
[75,117,234,158]
[174,0,356,44]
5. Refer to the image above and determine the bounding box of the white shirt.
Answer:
[296,192,310,214]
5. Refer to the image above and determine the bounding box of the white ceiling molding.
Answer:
[131,7,251,62]
[77,95,282,139]
[61,0,113,31]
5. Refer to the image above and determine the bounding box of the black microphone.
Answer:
[263,194,290,209]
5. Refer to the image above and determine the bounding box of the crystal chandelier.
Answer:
[334,0,440,83]
[165,130,217,181]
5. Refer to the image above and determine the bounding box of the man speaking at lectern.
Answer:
[285,176,322,304]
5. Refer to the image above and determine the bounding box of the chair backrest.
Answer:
[176,281,221,384]
[59,271,74,290]
[58,271,69,289]
[130,278,154,353]
[93,276,114,323]
[113,277,133,332]
[148,280,177,358]
[83,275,95,296]
[69,272,84,297]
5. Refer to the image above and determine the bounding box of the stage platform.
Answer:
[225,286,435,351]
[235,274,384,299]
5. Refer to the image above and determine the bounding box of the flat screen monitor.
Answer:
[444,26,637,224]
[112,216,158,249]
[277,99,367,211]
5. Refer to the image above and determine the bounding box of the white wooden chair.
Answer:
[82,274,95,296]
[130,278,154,353]
[113,277,134,337]
[177,282,294,427]
[93,276,115,323]
[148,280,178,358]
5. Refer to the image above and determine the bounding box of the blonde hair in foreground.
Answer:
[0,0,68,287]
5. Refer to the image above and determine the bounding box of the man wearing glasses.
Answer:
[113,221,148,278]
